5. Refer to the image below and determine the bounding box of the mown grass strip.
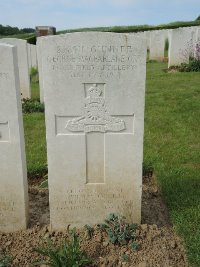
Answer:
[144,62,200,266]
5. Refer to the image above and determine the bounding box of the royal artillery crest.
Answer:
[66,84,126,133]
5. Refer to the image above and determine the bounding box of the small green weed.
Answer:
[39,178,48,189]
[22,98,44,113]
[84,224,94,239]
[131,241,141,251]
[98,213,139,247]
[121,254,129,262]
[0,253,13,267]
[33,229,90,267]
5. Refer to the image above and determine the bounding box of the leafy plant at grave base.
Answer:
[84,225,94,239]
[177,59,200,72]
[22,98,44,113]
[121,254,129,262]
[33,228,90,267]
[131,241,141,251]
[39,178,48,189]
[0,253,13,267]
[98,213,139,247]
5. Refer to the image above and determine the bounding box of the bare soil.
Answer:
[0,176,188,267]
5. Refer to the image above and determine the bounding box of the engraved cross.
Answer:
[56,83,134,184]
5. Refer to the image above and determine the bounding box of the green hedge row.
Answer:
[1,20,200,43]
[58,20,200,34]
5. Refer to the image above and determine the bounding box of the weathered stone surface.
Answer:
[30,44,38,68]
[195,27,200,59]
[168,28,193,67]
[36,38,44,103]
[0,38,31,98]
[0,44,28,232]
[149,30,167,60]
[27,43,32,70]
[40,32,146,229]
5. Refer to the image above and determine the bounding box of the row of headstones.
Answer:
[27,43,38,70]
[144,26,200,66]
[0,38,37,99]
[0,32,146,232]
[1,27,200,233]
[1,26,200,104]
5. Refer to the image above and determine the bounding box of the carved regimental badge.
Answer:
[66,84,126,133]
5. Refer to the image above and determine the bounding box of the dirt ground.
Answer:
[0,176,188,267]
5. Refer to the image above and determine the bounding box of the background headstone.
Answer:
[0,38,31,98]
[30,44,38,68]
[168,28,192,67]
[0,43,28,232]
[187,26,199,59]
[27,43,32,71]
[195,28,200,59]
[36,38,44,103]
[149,30,166,61]
[40,32,146,229]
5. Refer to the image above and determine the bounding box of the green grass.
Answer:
[25,62,200,266]
[23,80,46,178]
[144,62,200,266]
[31,81,40,100]
[23,112,47,178]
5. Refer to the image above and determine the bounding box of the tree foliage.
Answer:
[0,24,34,36]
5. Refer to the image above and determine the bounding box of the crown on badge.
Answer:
[88,84,102,97]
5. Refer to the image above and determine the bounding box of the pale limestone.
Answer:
[149,30,166,60]
[195,28,200,59]
[0,44,28,232]
[168,28,193,67]
[0,38,31,98]
[36,38,44,103]
[187,26,199,58]
[27,43,32,70]
[40,32,146,229]
[30,44,38,68]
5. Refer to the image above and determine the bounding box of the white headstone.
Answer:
[187,26,199,58]
[168,28,192,67]
[27,43,32,70]
[195,27,200,59]
[149,30,166,61]
[40,32,146,229]
[0,44,28,232]
[0,38,31,98]
[36,38,44,103]
[30,44,38,68]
